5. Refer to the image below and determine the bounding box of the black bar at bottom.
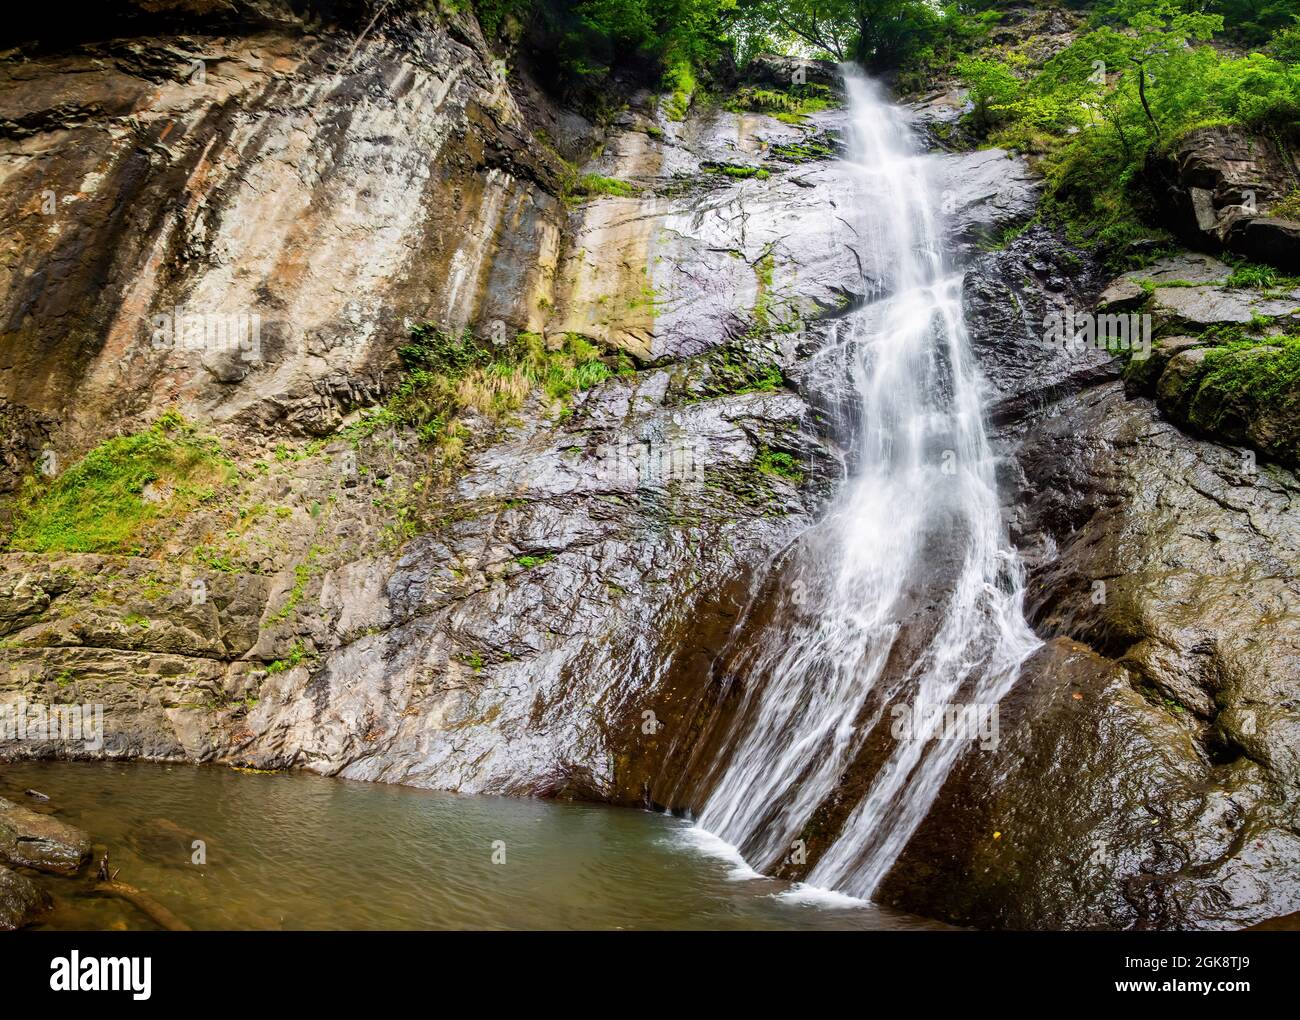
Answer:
[0,929,1290,1008]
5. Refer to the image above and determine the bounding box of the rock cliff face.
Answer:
[2,1,1297,929]
[877,225,1300,930]
[1146,125,1300,270]
[0,1,1036,801]
[0,0,846,799]
[0,0,565,464]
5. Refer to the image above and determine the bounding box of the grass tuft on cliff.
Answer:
[7,411,233,554]
[352,326,626,461]
[567,174,639,202]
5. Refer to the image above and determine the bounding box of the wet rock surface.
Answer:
[0,864,52,930]
[0,0,565,457]
[879,298,1300,929]
[1085,254,1300,467]
[0,795,92,874]
[0,3,1034,806]
[963,225,1118,425]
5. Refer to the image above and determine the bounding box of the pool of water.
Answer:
[1,762,946,930]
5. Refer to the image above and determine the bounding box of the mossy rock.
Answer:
[1123,335,1205,394]
[1186,341,1300,464]
[1155,347,1213,418]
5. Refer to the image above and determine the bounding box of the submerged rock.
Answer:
[0,796,92,875]
[0,865,52,930]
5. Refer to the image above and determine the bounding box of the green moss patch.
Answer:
[767,138,834,164]
[7,412,233,554]
[1186,335,1300,464]
[702,162,771,181]
[754,448,804,483]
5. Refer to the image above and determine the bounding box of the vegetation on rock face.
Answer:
[6,412,233,555]
[568,173,639,199]
[724,83,838,123]
[933,1,1300,464]
[1186,335,1300,462]
[1225,262,1300,291]
[767,136,835,162]
[952,1,1300,267]
[702,161,771,179]
[754,447,804,482]
[352,326,625,461]
[682,339,786,401]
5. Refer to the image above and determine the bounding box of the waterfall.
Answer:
[668,71,1041,901]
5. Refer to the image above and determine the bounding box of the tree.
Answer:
[735,0,946,69]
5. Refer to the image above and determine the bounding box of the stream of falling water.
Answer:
[681,71,1041,902]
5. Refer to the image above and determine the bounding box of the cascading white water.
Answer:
[688,72,1040,900]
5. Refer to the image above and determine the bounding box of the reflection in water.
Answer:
[2,762,945,930]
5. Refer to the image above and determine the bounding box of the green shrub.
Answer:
[663,59,697,121]
[959,3,1300,266]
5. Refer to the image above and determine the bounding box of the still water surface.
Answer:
[2,762,944,930]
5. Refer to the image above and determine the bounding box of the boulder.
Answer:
[1222,215,1300,273]
[1121,253,1231,287]
[1184,344,1299,465]
[1122,335,1205,394]
[741,53,840,91]
[1145,124,1300,269]
[0,866,52,930]
[1147,285,1300,333]
[1096,277,1146,313]
[0,796,92,875]
[1155,347,1211,414]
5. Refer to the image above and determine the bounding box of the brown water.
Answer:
[2,761,945,930]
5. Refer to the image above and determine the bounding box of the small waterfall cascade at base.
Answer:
[668,70,1042,901]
